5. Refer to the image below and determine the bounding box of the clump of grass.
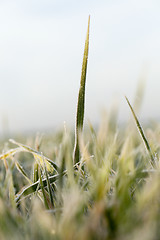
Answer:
[0,16,160,240]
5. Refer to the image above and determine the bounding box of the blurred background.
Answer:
[0,0,160,136]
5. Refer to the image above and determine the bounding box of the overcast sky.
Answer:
[0,0,160,134]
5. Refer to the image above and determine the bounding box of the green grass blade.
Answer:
[43,157,54,207]
[9,139,60,173]
[33,162,39,182]
[15,161,32,185]
[8,172,16,209]
[39,169,49,209]
[73,15,90,164]
[0,148,22,160]
[15,171,67,203]
[125,96,155,166]
[16,162,80,203]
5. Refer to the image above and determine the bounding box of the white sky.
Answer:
[0,0,160,134]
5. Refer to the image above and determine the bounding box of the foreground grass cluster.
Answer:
[1,17,160,239]
[1,112,160,240]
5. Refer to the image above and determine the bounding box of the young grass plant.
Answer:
[1,16,160,240]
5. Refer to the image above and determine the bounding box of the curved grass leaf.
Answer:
[9,139,60,173]
[0,148,22,160]
[15,171,67,203]
[125,96,155,167]
[15,161,32,185]
[16,161,81,203]
[73,16,90,164]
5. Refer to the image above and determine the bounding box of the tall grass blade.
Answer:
[125,96,155,166]
[73,15,90,164]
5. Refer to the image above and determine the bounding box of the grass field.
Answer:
[1,17,160,240]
